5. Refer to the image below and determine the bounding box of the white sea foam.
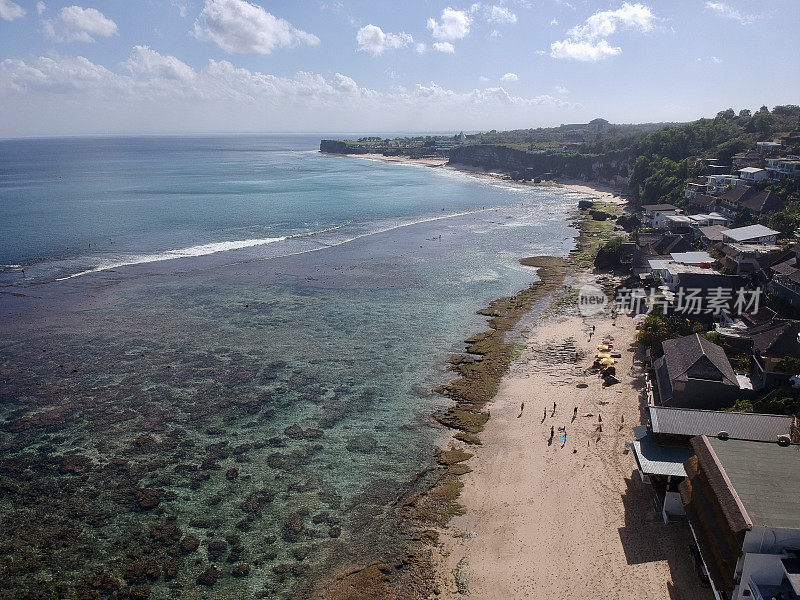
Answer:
[55,236,288,281]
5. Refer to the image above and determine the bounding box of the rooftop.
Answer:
[632,428,694,477]
[670,251,713,264]
[660,333,738,387]
[649,406,792,442]
[707,437,800,530]
[722,224,780,242]
[699,225,729,241]
[739,167,765,174]
[642,203,678,211]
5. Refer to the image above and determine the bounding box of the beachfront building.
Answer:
[631,407,793,523]
[769,247,800,307]
[722,225,780,246]
[680,435,800,600]
[652,334,745,409]
[642,204,680,229]
[717,243,788,276]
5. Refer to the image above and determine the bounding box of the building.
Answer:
[732,150,762,169]
[671,251,714,266]
[699,225,730,246]
[756,141,782,154]
[631,407,793,523]
[707,174,746,196]
[652,334,744,409]
[680,436,800,600]
[766,156,800,180]
[717,243,786,276]
[769,248,800,307]
[632,232,695,277]
[744,318,800,389]
[738,167,768,182]
[685,179,708,198]
[642,204,680,228]
[722,225,780,245]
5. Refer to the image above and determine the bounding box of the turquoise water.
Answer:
[0,135,582,599]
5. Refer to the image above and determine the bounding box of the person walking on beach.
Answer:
[518,401,525,418]
[552,401,557,417]
[572,406,578,422]
[542,407,547,423]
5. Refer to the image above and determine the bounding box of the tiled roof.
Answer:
[649,406,792,442]
[661,334,738,387]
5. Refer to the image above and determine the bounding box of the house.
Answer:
[664,214,695,231]
[738,167,768,182]
[756,141,782,154]
[766,156,800,179]
[649,260,717,291]
[642,204,680,228]
[674,272,748,296]
[680,436,800,600]
[698,225,730,246]
[722,225,780,245]
[652,334,744,409]
[707,174,746,196]
[685,179,708,198]
[687,212,730,228]
[717,242,785,275]
[631,407,793,523]
[632,232,695,277]
[769,248,800,306]
[732,150,763,168]
[744,318,800,389]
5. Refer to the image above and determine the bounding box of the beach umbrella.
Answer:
[599,358,615,366]
[597,344,611,351]
[597,352,611,359]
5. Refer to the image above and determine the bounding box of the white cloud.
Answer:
[704,1,754,24]
[711,55,722,64]
[550,38,621,61]
[123,45,196,81]
[415,42,427,54]
[567,2,654,40]
[551,2,653,61]
[500,72,518,82]
[479,75,490,82]
[433,41,455,53]
[488,5,516,24]
[0,0,25,21]
[554,85,568,94]
[0,51,584,137]
[427,7,471,40]
[36,1,46,15]
[193,0,320,54]
[43,6,118,42]
[170,0,189,18]
[356,24,413,55]
[549,17,558,26]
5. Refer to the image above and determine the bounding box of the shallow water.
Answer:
[0,136,584,599]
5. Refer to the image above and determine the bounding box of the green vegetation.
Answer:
[733,387,800,415]
[636,314,704,349]
[594,236,625,269]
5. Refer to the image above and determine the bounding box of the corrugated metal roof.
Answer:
[632,432,694,477]
[722,224,780,242]
[708,437,800,530]
[649,406,792,442]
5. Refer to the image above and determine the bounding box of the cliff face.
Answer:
[448,145,630,184]
[320,140,370,154]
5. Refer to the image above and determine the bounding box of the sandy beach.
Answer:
[432,277,714,599]
[347,153,631,204]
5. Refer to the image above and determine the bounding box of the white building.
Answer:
[766,156,800,179]
[721,224,780,245]
[738,167,768,182]
[642,203,680,228]
[707,174,747,195]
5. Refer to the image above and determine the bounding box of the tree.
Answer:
[738,109,752,119]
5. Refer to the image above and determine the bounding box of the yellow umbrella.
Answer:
[599,357,615,365]
[597,352,611,359]
[597,344,611,351]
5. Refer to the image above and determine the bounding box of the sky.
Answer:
[0,0,798,138]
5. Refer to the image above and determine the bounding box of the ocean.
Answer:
[0,135,582,599]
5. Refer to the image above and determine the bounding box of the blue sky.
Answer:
[0,0,798,137]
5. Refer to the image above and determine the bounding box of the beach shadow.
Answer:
[617,471,715,600]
